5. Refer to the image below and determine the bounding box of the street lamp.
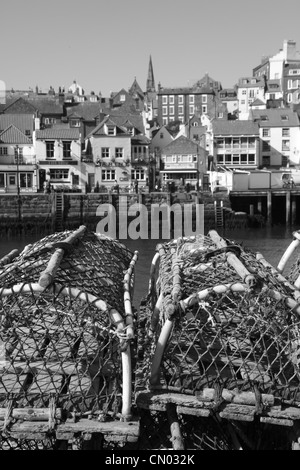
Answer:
[15,145,21,223]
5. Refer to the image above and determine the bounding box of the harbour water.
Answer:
[0,224,299,307]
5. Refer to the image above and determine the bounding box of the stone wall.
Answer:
[0,191,232,235]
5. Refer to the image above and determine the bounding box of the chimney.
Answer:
[35,117,40,130]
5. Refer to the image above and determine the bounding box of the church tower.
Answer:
[146,55,156,93]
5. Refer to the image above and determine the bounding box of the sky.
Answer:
[1,0,300,97]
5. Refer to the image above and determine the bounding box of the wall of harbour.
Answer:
[0,191,254,237]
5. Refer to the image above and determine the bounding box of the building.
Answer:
[283,63,300,107]
[85,113,150,190]
[160,135,207,189]
[157,73,225,126]
[212,120,260,169]
[250,108,300,168]
[237,77,266,120]
[34,124,82,191]
[0,124,37,193]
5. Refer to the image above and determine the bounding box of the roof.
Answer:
[238,77,265,88]
[158,86,215,95]
[250,108,300,127]
[250,98,265,106]
[212,120,259,136]
[28,99,63,115]
[162,135,205,154]
[0,125,32,144]
[67,102,101,121]
[35,128,80,140]
[0,114,34,134]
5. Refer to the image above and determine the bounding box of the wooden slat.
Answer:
[177,406,211,417]
[56,418,140,441]
[0,374,27,394]
[76,332,101,358]
[260,416,294,427]
[68,375,92,394]
[28,373,63,394]
[0,360,85,376]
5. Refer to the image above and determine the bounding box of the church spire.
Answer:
[146,55,156,92]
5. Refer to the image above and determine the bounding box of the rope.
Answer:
[48,395,56,431]
[2,398,13,432]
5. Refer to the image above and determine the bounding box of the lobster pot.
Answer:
[136,230,300,450]
[0,226,139,449]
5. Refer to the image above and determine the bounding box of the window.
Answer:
[281,115,288,121]
[25,130,31,136]
[249,89,255,98]
[178,95,184,104]
[0,147,8,155]
[260,115,269,121]
[50,169,69,180]
[102,169,116,181]
[282,128,290,137]
[0,173,4,187]
[178,116,184,123]
[131,169,145,180]
[241,100,245,104]
[218,112,223,118]
[169,95,174,104]
[189,105,194,115]
[162,96,168,104]
[287,94,292,103]
[160,133,164,139]
[14,147,23,162]
[169,106,174,115]
[262,128,270,137]
[107,125,116,136]
[202,95,207,103]
[282,140,290,151]
[163,118,168,125]
[20,173,33,188]
[70,119,80,127]
[62,141,71,159]
[262,155,270,166]
[242,90,247,95]
[46,141,55,158]
[269,93,276,99]
[162,106,167,115]
[178,106,184,115]
[120,94,126,102]
[189,95,194,104]
[202,105,207,114]
[44,118,56,125]
[101,148,110,158]
[115,147,123,158]
[262,141,270,152]
[72,174,79,185]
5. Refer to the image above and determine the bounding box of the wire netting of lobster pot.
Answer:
[136,230,300,437]
[0,226,139,448]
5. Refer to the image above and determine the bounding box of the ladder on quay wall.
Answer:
[214,200,224,228]
[55,192,64,232]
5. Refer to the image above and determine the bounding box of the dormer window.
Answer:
[70,119,80,127]
[260,115,268,121]
[107,125,116,136]
[281,115,288,121]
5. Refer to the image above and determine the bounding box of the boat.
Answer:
[0,225,139,450]
[135,229,300,450]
